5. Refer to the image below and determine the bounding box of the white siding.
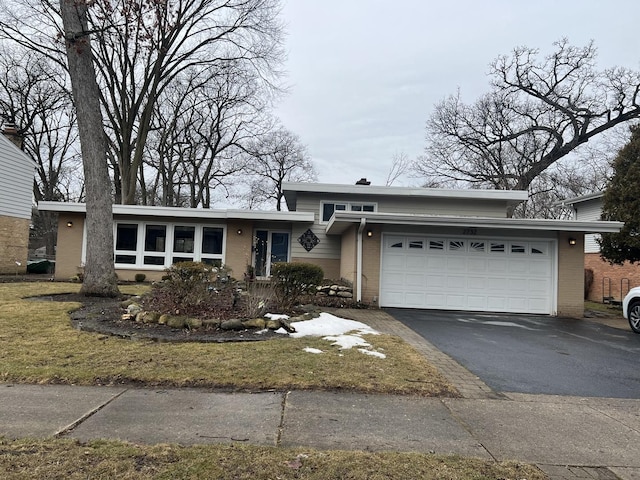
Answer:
[0,134,34,220]
[573,198,602,253]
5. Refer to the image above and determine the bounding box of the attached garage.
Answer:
[380,234,555,314]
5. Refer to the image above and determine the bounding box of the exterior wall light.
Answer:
[66,221,73,228]
[568,237,577,246]
[237,228,243,235]
[366,229,373,237]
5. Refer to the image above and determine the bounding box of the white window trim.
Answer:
[112,221,226,270]
[319,200,377,223]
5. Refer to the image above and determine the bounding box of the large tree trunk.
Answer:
[60,0,119,297]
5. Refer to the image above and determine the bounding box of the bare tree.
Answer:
[385,151,412,186]
[244,127,316,211]
[0,46,82,255]
[89,0,284,204]
[0,0,284,205]
[60,0,118,296]
[416,39,640,216]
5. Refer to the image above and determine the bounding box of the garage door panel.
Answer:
[381,236,554,314]
[405,273,426,287]
[487,258,508,273]
[467,258,487,272]
[404,292,426,307]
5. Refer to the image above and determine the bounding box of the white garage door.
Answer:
[380,235,554,314]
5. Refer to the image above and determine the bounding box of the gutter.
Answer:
[356,218,366,303]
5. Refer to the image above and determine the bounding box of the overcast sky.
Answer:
[274,0,640,187]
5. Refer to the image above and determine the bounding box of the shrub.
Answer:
[134,273,146,283]
[143,262,236,319]
[584,268,594,299]
[271,262,323,309]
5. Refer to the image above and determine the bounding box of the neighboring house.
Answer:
[0,125,36,274]
[38,180,623,317]
[560,192,640,303]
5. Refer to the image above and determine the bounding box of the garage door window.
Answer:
[470,241,485,253]
[530,243,548,255]
[409,240,424,249]
[490,242,505,253]
[511,243,526,254]
[449,240,464,251]
[429,240,444,251]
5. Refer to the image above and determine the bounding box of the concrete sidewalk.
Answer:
[1,384,639,479]
[1,309,638,479]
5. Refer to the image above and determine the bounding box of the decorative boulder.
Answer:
[220,319,245,331]
[185,318,203,329]
[243,318,266,329]
[165,316,187,329]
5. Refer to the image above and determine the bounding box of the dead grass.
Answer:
[0,438,547,480]
[0,283,456,397]
[584,300,623,316]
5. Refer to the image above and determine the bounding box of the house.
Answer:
[38,180,624,317]
[0,124,35,274]
[560,192,640,303]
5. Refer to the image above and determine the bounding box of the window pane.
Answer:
[335,204,346,211]
[202,227,223,254]
[409,240,423,249]
[144,256,165,266]
[173,226,195,253]
[202,258,222,267]
[429,240,444,250]
[511,244,526,254]
[322,203,335,222]
[470,241,485,252]
[116,224,137,251]
[351,204,362,211]
[390,242,403,248]
[173,256,193,264]
[363,205,375,212]
[449,240,464,251]
[145,225,166,252]
[490,242,505,253]
[115,254,136,264]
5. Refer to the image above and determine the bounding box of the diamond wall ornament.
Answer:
[298,228,320,252]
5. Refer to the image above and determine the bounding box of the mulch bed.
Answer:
[31,293,286,343]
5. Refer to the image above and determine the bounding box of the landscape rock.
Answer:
[165,315,187,329]
[337,291,353,298]
[243,318,266,329]
[220,319,245,331]
[127,303,143,317]
[265,319,282,330]
[185,318,203,329]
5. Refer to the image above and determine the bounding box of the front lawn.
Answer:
[0,283,456,397]
[0,438,547,480]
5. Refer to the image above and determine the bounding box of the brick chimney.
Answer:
[2,118,23,149]
[355,178,371,185]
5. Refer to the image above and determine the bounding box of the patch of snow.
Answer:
[265,313,289,320]
[273,312,385,359]
[323,334,370,350]
[358,349,386,359]
[287,313,379,338]
[303,347,324,354]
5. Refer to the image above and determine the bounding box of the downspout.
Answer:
[356,218,366,303]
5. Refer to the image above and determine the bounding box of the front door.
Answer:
[254,230,290,277]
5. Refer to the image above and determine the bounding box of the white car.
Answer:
[622,286,640,334]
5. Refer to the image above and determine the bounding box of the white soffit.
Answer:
[36,202,315,223]
[326,211,623,235]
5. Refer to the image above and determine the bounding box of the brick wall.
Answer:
[361,225,381,305]
[0,215,29,274]
[584,253,640,303]
[54,213,84,279]
[557,232,585,317]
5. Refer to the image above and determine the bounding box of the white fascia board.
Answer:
[36,202,314,222]
[326,211,623,234]
[283,181,529,202]
[554,191,604,207]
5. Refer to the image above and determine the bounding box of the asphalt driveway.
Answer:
[386,309,640,398]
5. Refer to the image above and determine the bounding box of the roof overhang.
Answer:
[283,182,528,211]
[37,202,315,223]
[325,211,623,235]
[555,191,604,208]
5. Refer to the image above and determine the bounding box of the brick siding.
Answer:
[584,253,640,303]
[0,215,29,274]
